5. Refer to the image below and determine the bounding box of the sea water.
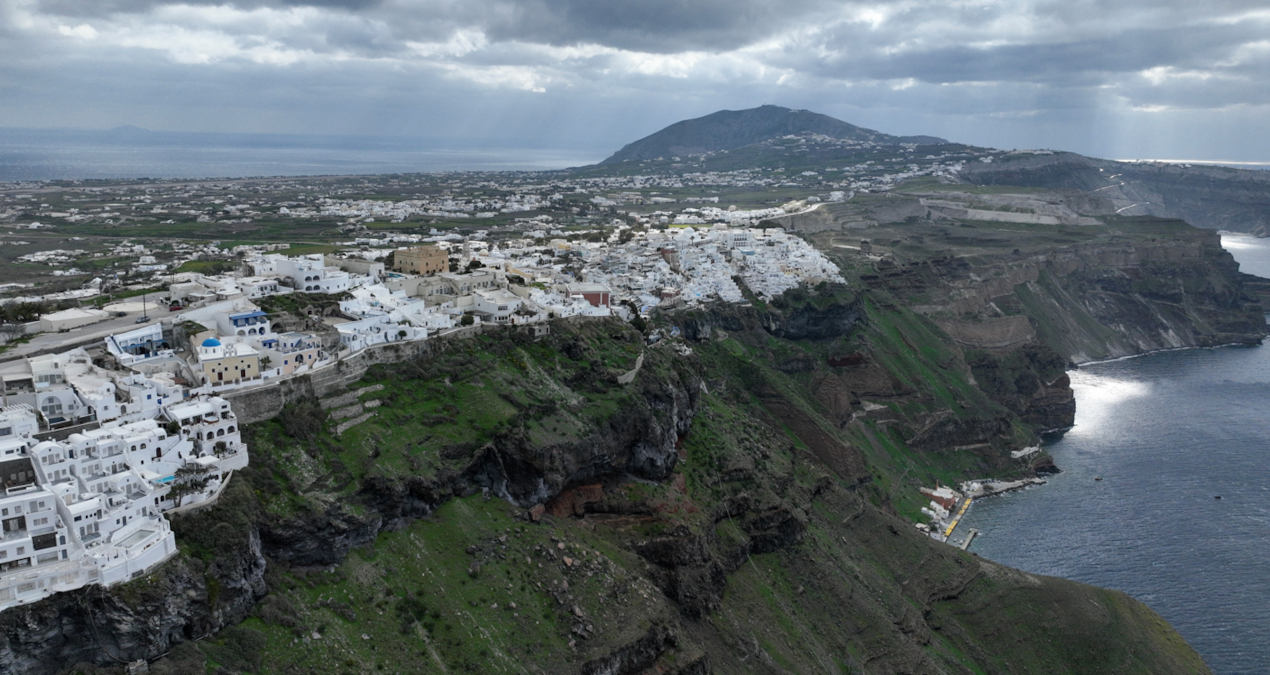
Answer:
[958,234,1270,674]
[0,128,600,181]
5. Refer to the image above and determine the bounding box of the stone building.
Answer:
[393,245,448,276]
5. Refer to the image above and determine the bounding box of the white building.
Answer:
[336,315,424,353]
[167,273,285,307]
[38,308,110,333]
[340,284,414,318]
[394,301,457,335]
[260,332,325,376]
[471,289,525,324]
[105,323,170,367]
[0,390,248,612]
[216,308,272,339]
[250,254,369,294]
[237,276,286,300]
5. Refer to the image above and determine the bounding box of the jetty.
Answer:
[925,477,1047,545]
[941,497,973,540]
[963,477,1047,499]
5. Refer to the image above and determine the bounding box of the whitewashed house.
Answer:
[250,254,369,294]
[336,315,423,353]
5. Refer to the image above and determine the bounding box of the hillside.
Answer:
[594,107,1270,238]
[599,105,946,165]
[772,183,1267,363]
[5,203,1256,673]
[960,152,1270,235]
[10,309,1212,675]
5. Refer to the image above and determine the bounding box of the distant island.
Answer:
[601,104,947,164]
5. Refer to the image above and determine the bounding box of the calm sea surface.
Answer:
[959,234,1270,674]
[0,128,600,181]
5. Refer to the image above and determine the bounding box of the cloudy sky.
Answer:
[2,0,1268,162]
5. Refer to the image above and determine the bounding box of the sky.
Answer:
[2,0,1269,163]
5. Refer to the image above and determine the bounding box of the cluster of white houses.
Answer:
[103,226,841,397]
[0,347,246,611]
[457,224,845,312]
[103,249,618,398]
[0,225,845,610]
[0,246,621,610]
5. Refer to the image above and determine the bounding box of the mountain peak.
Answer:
[600,105,945,164]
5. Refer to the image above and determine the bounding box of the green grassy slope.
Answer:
[94,294,1210,675]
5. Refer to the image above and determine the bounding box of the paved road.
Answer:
[0,291,178,364]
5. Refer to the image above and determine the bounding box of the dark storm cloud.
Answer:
[791,22,1267,87]
[473,0,837,52]
[32,0,841,53]
[34,0,387,16]
[4,0,1270,162]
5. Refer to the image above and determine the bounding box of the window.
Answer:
[40,396,63,417]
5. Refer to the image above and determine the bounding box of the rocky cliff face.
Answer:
[259,346,701,567]
[675,288,865,343]
[855,222,1265,362]
[0,480,265,675]
[960,152,1270,234]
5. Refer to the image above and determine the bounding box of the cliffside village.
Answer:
[0,221,844,611]
[0,137,1051,614]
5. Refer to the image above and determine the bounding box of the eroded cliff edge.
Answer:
[792,197,1265,363]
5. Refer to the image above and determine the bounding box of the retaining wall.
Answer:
[225,316,610,425]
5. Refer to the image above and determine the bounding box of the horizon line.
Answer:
[1114,158,1270,167]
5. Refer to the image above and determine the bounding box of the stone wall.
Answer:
[224,317,613,424]
[224,338,431,424]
